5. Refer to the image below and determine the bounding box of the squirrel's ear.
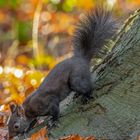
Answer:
[17,105,25,117]
[9,102,17,113]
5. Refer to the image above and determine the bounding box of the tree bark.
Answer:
[19,9,140,140]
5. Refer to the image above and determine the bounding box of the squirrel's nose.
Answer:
[14,123,20,129]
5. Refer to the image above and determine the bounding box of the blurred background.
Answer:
[0,0,140,108]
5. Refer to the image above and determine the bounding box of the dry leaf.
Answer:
[84,136,96,140]
[30,127,48,140]
[0,112,9,127]
[59,134,83,140]
[0,128,8,140]
[59,134,96,140]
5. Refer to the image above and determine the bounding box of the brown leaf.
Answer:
[0,128,8,140]
[84,136,96,140]
[59,134,83,140]
[59,135,96,140]
[0,111,9,127]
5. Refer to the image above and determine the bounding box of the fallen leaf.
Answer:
[30,127,48,140]
[85,136,96,140]
[59,134,83,140]
[0,111,9,127]
[0,128,8,140]
[59,135,96,140]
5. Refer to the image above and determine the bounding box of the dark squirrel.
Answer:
[8,7,117,138]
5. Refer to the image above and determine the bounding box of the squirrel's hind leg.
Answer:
[70,74,93,104]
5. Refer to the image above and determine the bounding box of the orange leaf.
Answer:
[59,135,96,140]
[25,86,35,97]
[84,136,96,140]
[30,127,48,140]
[16,55,29,65]
[59,134,83,140]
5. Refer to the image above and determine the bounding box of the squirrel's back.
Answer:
[73,7,117,60]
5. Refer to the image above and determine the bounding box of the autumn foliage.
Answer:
[0,0,140,139]
[29,127,96,140]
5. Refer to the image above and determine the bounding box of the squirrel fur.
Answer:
[8,7,117,138]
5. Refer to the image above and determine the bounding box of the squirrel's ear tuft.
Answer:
[9,102,17,113]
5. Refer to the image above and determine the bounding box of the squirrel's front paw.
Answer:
[81,94,94,104]
[47,117,59,130]
[47,121,58,130]
[73,92,81,99]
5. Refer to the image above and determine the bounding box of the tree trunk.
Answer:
[19,9,140,140]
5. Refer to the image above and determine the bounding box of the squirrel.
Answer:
[8,7,117,138]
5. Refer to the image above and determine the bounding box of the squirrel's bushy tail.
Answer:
[73,7,117,60]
